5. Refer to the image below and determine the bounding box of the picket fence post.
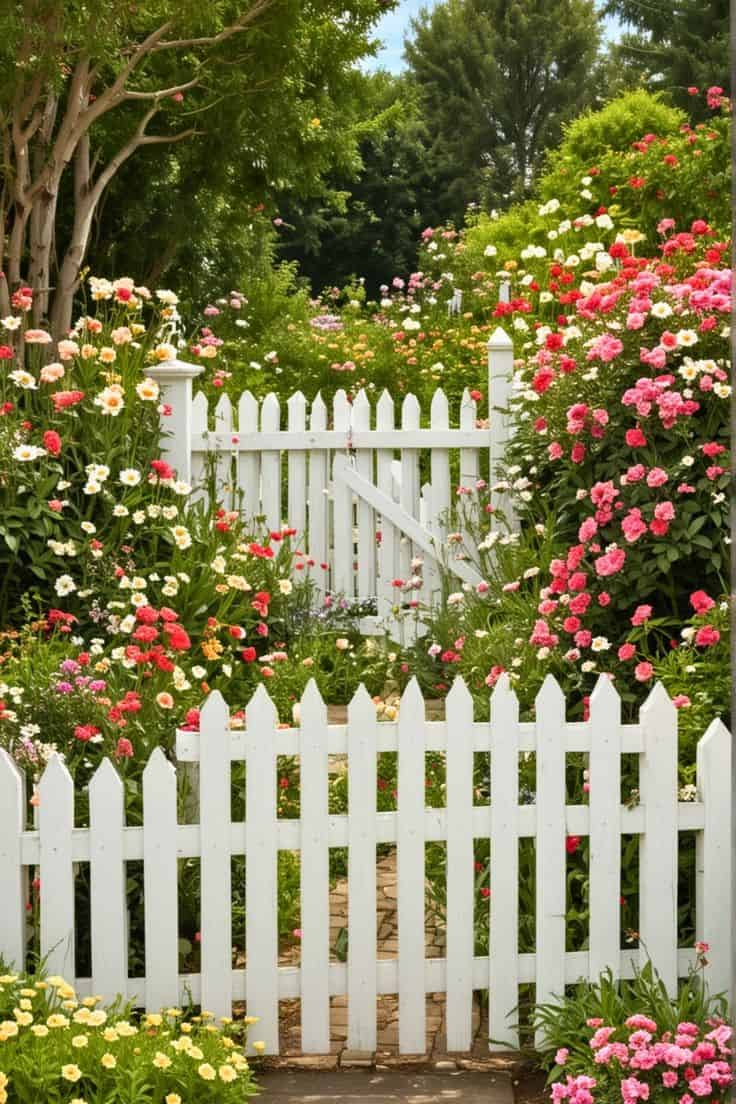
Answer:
[695,718,732,998]
[487,326,516,528]
[148,358,204,485]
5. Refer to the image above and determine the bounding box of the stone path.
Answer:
[272,848,496,1069]
[257,1068,514,1103]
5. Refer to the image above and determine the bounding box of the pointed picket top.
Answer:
[430,388,449,428]
[446,675,473,715]
[0,746,24,789]
[333,388,351,431]
[39,751,74,797]
[535,672,566,714]
[459,388,476,428]
[214,391,233,431]
[376,389,395,427]
[640,680,676,724]
[399,675,425,718]
[287,389,307,420]
[300,677,327,719]
[143,745,176,785]
[199,688,230,731]
[89,756,123,801]
[348,682,376,723]
[697,716,731,757]
[238,389,258,431]
[261,391,280,431]
[310,391,327,429]
[352,388,371,429]
[192,389,209,431]
[401,391,420,428]
[589,672,620,713]
[490,671,519,715]
[487,325,513,350]
[247,680,278,726]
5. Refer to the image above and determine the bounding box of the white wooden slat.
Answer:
[190,391,209,507]
[143,748,179,1011]
[489,674,520,1049]
[287,391,308,542]
[199,691,233,1020]
[639,683,678,993]
[299,680,330,1052]
[376,391,398,623]
[260,393,282,535]
[245,684,280,1053]
[196,428,488,452]
[353,390,376,600]
[89,759,127,1002]
[397,678,426,1053]
[487,327,517,527]
[308,394,329,600]
[347,685,378,1051]
[238,391,261,521]
[0,750,26,970]
[696,719,732,998]
[419,481,436,608]
[444,678,475,1052]
[459,390,480,558]
[214,392,234,508]
[332,390,354,598]
[399,394,421,584]
[588,676,621,981]
[39,754,75,981]
[534,675,566,1045]
[429,388,451,602]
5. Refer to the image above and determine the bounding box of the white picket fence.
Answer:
[0,675,731,1054]
[148,329,516,627]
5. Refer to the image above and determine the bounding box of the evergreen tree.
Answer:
[404,0,602,224]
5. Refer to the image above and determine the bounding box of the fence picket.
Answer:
[639,683,678,993]
[332,390,353,598]
[0,750,25,970]
[245,684,280,1052]
[143,748,179,1011]
[489,674,520,1049]
[287,391,308,542]
[308,393,329,600]
[696,719,732,998]
[261,393,282,534]
[353,389,376,600]
[199,691,232,1020]
[214,392,234,507]
[89,759,127,1002]
[588,676,621,981]
[347,685,378,1051]
[399,394,421,584]
[445,677,475,1051]
[238,391,261,521]
[397,678,426,1053]
[299,680,330,1052]
[39,754,75,981]
[190,390,209,506]
[534,675,566,1045]
[459,390,479,557]
[429,388,451,602]
[376,390,398,622]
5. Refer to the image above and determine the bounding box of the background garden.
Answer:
[0,0,731,1100]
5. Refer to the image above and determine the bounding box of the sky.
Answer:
[367,0,622,73]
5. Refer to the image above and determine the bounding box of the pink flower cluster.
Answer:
[550,1015,732,1104]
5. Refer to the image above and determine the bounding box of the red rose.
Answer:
[241,646,257,663]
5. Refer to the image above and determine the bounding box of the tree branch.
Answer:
[150,0,275,51]
[123,74,202,101]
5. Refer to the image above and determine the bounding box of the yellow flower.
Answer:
[198,1063,216,1080]
[309,117,321,128]
[252,1040,265,1053]
[170,1036,192,1053]
[0,978,17,985]
[13,1010,32,1026]
[144,1013,163,1027]
[81,996,99,1008]
[47,976,66,987]
[0,1074,7,1089]
[244,1016,260,1025]
[99,346,117,364]
[102,1027,119,1043]
[100,1052,117,1069]
[70,1099,87,1104]
[30,1024,49,1037]
[219,1064,238,1082]
[18,997,33,1008]
[165,1007,182,1018]
[73,1009,91,1024]
[87,1009,107,1027]
[179,1022,192,1034]
[152,342,177,362]
[0,1022,18,1039]
[72,1034,88,1048]
[19,989,36,998]
[62,1064,82,1083]
[165,1095,182,1104]
[188,1046,204,1061]
[153,1051,172,1069]
[115,1021,137,1037]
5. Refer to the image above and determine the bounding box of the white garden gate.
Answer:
[0,675,731,1055]
[147,328,516,631]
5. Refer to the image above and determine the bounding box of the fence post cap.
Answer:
[146,357,204,381]
[487,326,513,350]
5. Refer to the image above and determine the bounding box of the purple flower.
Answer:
[60,659,80,675]
[88,680,107,693]
[54,681,74,694]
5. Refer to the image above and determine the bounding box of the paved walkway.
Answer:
[258,1069,513,1103]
